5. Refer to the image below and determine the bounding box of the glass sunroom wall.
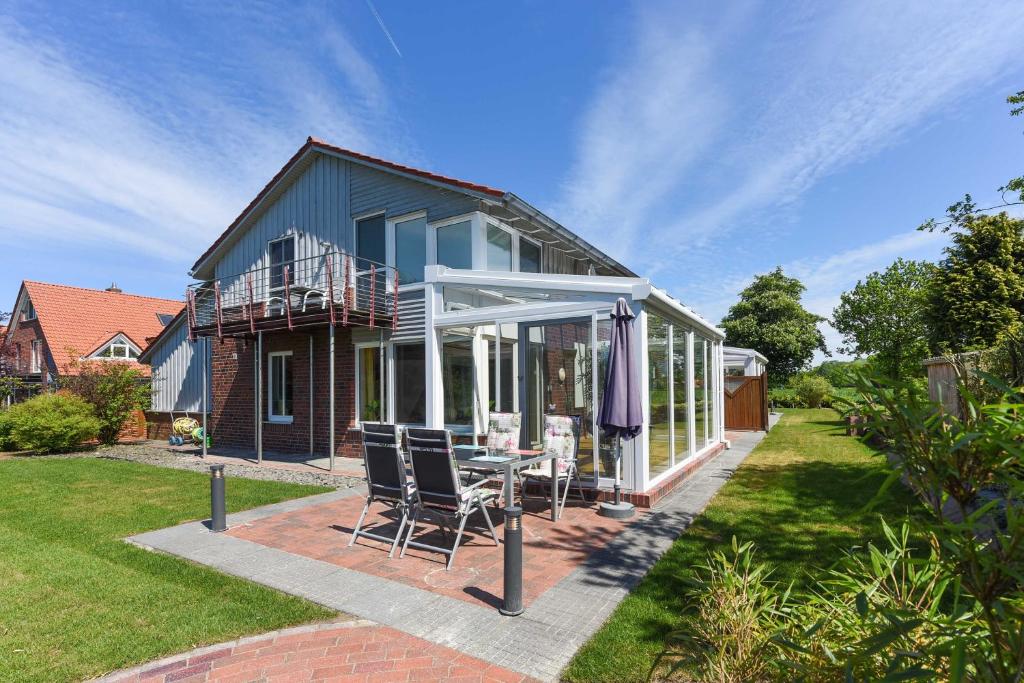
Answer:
[707,340,718,443]
[671,324,689,462]
[442,331,476,430]
[593,316,615,481]
[694,335,707,452]
[647,312,672,479]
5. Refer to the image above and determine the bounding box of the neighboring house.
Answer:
[3,281,182,398]
[142,137,727,505]
[723,346,768,377]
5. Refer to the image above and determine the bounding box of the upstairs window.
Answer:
[92,339,139,360]
[519,238,542,273]
[156,313,175,326]
[268,236,295,290]
[356,214,386,266]
[486,224,513,271]
[30,340,42,373]
[394,214,427,284]
[23,300,36,321]
[435,220,473,270]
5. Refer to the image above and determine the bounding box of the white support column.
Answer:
[666,322,674,470]
[635,305,649,493]
[308,334,314,456]
[686,329,696,457]
[424,283,445,429]
[201,337,208,458]
[329,323,335,471]
[257,330,263,465]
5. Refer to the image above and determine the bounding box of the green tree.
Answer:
[721,267,827,381]
[60,358,149,445]
[831,258,933,379]
[923,208,1024,352]
[999,90,1023,203]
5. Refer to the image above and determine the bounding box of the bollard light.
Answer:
[499,505,524,616]
[209,464,227,532]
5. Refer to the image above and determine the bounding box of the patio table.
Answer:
[453,447,560,522]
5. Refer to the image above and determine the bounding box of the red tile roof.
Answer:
[190,137,507,274]
[20,281,182,376]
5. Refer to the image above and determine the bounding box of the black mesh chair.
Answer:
[349,422,415,558]
[402,428,499,570]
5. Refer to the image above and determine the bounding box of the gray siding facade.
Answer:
[148,317,210,413]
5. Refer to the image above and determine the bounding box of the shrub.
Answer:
[60,359,149,445]
[0,409,14,450]
[788,373,833,408]
[3,393,100,453]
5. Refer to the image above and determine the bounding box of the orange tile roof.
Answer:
[21,281,182,376]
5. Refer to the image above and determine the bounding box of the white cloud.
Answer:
[558,0,1024,274]
[0,8,410,268]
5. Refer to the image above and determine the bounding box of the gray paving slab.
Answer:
[126,430,766,682]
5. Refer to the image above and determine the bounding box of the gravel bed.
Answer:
[75,444,363,489]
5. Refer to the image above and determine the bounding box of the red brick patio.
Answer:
[105,619,537,683]
[227,494,645,609]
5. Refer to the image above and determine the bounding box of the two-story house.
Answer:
[142,138,728,505]
[3,281,181,399]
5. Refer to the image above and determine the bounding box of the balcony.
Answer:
[186,250,397,338]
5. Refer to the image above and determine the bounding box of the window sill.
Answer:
[266,416,293,425]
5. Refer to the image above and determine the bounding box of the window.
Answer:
[156,313,175,326]
[23,300,36,321]
[268,236,295,290]
[486,224,513,271]
[443,333,476,426]
[672,325,689,461]
[30,340,42,373]
[89,335,140,360]
[435,220,473,270]
[647,313,671,479]
[357,346,384,423]
[356,214,386,265]
[394,214,427,284]
[268,351,293,423]
[694,336,707,452]
[519,238,541,273]
[393,343,425,424]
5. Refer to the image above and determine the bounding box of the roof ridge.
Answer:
[23,280,182,304]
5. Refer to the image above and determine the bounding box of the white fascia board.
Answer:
[432,299,612,328]
[5,285,29,336]
[425,265,645,294]
[632,283,725,339]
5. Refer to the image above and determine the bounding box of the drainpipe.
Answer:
[257,330,263,465]
[329,323,335,471]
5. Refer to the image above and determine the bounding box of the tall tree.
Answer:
[924,209,1024,352]
[831,258,933,379]
[721,267,827,381]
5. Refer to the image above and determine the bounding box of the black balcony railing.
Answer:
[186,250,397,338]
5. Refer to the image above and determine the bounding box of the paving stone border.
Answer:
[127,431,765,681]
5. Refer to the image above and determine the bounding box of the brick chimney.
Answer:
[105,282,122,294]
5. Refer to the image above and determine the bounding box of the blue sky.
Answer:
[1,0,1023,360]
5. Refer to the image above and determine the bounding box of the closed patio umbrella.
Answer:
[597,297,641,519]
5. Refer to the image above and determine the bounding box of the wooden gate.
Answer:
[724,373,768,431]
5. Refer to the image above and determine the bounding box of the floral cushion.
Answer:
[486,412,521,452]
[543,415,577,475]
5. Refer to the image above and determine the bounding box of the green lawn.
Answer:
[0,457,336,683]
[564,409,920,682]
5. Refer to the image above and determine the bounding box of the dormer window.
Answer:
[88,334,141,361]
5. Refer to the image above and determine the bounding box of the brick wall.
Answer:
[4,316,54,381]
[209,327,362,459]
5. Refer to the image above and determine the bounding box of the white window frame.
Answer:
[518,234,543,273]
[267,234,297,293]
[484,220,516,272]
[267,351,293,424]
[387,210,428,290]
[30,339,42,373]
[23,300,36,321]
[86,334,141,361]
[429,212,479,271]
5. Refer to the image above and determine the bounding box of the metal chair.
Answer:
[520,414,586,518]
[301,289,327,312]
[349,422,415,558]
[402,428,499,570]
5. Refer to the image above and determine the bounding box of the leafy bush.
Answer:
[2,393,100,453]
[60,359,149,445]
[788,373,832,409]
[0,409,14,450]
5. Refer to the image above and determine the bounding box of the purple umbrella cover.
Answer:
[598,297,643,441]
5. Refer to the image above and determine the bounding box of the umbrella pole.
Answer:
[599,434,635,519]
